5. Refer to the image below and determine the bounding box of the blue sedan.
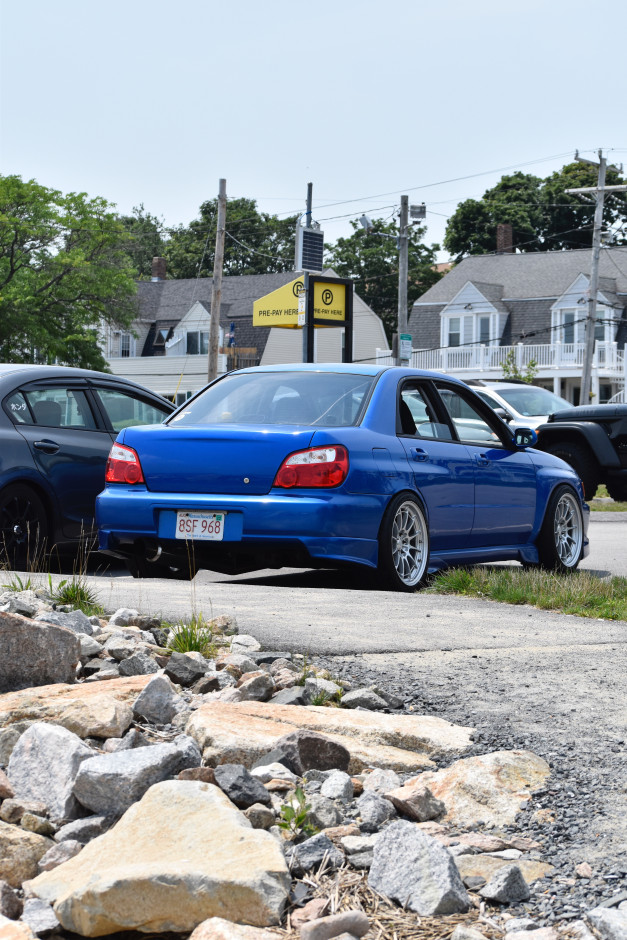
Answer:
[96,364,589,591]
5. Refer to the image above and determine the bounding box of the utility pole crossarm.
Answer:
[566,185,627,194]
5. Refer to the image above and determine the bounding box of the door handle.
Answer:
[34,440,60,454]
[411,448,429,462]
[475,453,490,467]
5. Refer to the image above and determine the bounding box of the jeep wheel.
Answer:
[543,442,599,499]
[606,480,627,502]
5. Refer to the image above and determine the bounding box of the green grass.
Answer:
[1,574,33,592]
[427,565,627,621]
[167,612,216,658]
[51,576,104,617]
[589,485,627,512]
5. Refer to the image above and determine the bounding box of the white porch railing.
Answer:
[375,342,625,376]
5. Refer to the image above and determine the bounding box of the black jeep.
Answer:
[535,404,627,500]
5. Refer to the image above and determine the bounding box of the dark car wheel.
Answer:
[542,442,599,499]
[537,485,584,573]
[606,480,627,502]
[0,484,49,570]
[377,494,430,592]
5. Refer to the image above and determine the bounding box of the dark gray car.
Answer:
[0,364,174,568]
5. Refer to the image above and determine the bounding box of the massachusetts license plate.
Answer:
[175,511,226,541]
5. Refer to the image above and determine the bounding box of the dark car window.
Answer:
[4,391,34,424]
[398,386,453,440]
[5,388,98,430]
[434,383,503,446]
[92,388,171,432]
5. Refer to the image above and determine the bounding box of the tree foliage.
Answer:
[0,175,137,369]
[444,162,627,260]
[326,217,441,340]
[164,197,298,279]
[118,204,166,279]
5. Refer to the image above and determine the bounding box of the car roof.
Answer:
[232,362,470,385]
[0,363,174,404]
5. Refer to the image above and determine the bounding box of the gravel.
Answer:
[315,635,627,924]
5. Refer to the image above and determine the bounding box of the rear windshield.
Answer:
[496,387,570,416]
[168,371,375,428]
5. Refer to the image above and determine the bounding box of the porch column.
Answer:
[591,371,600,405]
[553,375,561,396]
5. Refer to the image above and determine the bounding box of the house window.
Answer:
[120,334,131,358]
[110,331,134,358]
[186,331,209,355]
[555,305,613,345]
[479,316,490,344]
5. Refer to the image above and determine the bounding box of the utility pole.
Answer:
[207,178,226,382]
[396,195,409,366]
[567,152,627,403]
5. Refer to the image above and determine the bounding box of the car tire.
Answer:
[0,484,49,571]
[605,480,627,502]
[536,485,584,574]
[377,494,430,592]
[542,442,599,499]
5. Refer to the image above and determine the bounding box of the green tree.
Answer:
[165,197,298,279]
[118,203,166,279]
[0,175,137,369]
[326,217,441,340]
[443,163,627,260]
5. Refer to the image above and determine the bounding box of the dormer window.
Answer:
[186,331,209,355]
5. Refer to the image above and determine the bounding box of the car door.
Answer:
[433,381,537,547]
[397,382,475,551]
[6,380,115,539]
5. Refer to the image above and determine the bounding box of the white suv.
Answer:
[466,381,571,430]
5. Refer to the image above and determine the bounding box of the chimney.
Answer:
[496,223,514,254]
[151,257,167,281]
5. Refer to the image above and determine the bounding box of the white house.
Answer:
[378,248,627,405]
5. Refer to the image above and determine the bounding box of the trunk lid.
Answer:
[120,424,316,495]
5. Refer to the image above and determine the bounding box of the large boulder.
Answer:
[186,701,472,773]
[405,750,551,828]
[72,735,202,815]
[27,780,290,935]
[0,612,79,693]
[0,677,151,739]
[7,724,93,822]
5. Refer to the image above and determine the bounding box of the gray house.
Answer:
[400,248,627,404]
[102,264,387,403]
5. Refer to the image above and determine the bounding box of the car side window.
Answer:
[434,383,502,445]
[4,391,35,424]
[19,388,97,430]
[398,386,453,440]
[94,388,170,432]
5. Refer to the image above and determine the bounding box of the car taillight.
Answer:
[105,443,145,485]
[274,446,349,489]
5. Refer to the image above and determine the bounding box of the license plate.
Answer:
[175,512,226,541]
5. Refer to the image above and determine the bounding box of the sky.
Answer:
[1,0,626,261]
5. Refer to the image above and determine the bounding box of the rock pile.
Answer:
[0,585,625,940]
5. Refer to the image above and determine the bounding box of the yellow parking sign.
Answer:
[313,282,346,322]
[252,277,305,328]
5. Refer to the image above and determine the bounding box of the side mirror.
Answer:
[494,407,512,422]
[514,427,538,448]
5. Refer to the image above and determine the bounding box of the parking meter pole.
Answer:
[302,273,315,363]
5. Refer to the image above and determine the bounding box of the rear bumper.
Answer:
[96,485,385,570]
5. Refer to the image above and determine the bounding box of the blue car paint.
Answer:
[96,364,590,576]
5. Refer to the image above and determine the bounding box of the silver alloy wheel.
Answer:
[391,499,428,586]
[553,491,583,567]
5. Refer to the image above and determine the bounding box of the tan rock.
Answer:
[0,611,79,693]
[385,780,445,821]
[0,821,54,887]
[406,750,550,828]
[190,917,282,940]
[0,915,36,940]
[323,824,361,843]
[0,769,14,799]
[290,899,330,929]
[28,780,290,935]
[455,854,552,884]
[186,702,473,774]
[0,677,151,739]
[532,809,556,825]
[575,862,593,879]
